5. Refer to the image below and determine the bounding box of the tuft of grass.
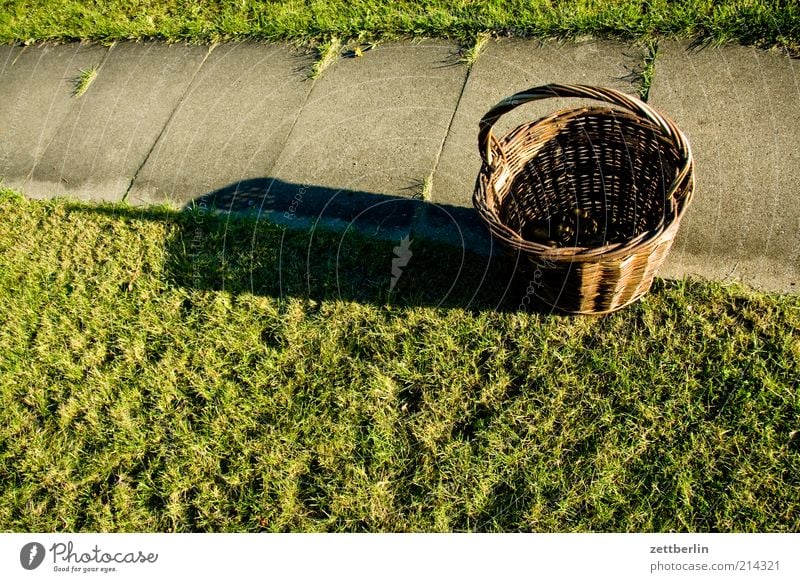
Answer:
[0,189,798,533]
[310,36,342,79]
[638,41,658,101]
[0,1,796,52]
[461,32,491,66]
[72,65,98,97]
[421,173,433,201]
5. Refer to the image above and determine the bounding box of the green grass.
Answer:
[638,41,658,101]
[0,189,798,532]
[72,65,98,97]
[0,1,798,51]
[309,36,342,80]
[461,32,491,66]
[421,173,434,201]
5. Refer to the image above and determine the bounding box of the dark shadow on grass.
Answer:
[74,178,560,314]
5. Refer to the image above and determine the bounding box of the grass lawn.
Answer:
[0,189,798,532]
[0,0,798,51]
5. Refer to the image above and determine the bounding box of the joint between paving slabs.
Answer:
[259,44,327,183]
[409,36,480,235]
[122,44,217,203]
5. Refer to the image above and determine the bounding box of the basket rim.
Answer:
[473,86,695,264]
[474,168,693,263]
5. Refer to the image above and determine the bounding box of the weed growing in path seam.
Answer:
[310,37,342,79]
[461,32,491,66]
[73,66,98,97]
[638,42,658,101]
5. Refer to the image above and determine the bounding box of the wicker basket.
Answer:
[473,84,694,314]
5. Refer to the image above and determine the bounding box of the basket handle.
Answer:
[478,83,691,170]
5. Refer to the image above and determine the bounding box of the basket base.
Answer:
[536,287,650,315]
[511,249,663,315]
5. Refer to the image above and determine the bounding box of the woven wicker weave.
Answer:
[473,84,694,314]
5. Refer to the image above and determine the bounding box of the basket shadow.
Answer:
[181,178,557,314]
[81,178,563,315]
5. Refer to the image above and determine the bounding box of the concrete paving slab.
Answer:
[649,42,800,294]
[127,42,314,207]
[0,43,109,193]
[24,42,209,202]
[431,39,644,209]
[268,40,467,227]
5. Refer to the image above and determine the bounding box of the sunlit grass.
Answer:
[1,189,797,532]
[0,1,797,51]
[310,36,341,79]
[72,65,98,97]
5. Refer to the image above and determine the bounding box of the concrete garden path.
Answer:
[0,39,797,294]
